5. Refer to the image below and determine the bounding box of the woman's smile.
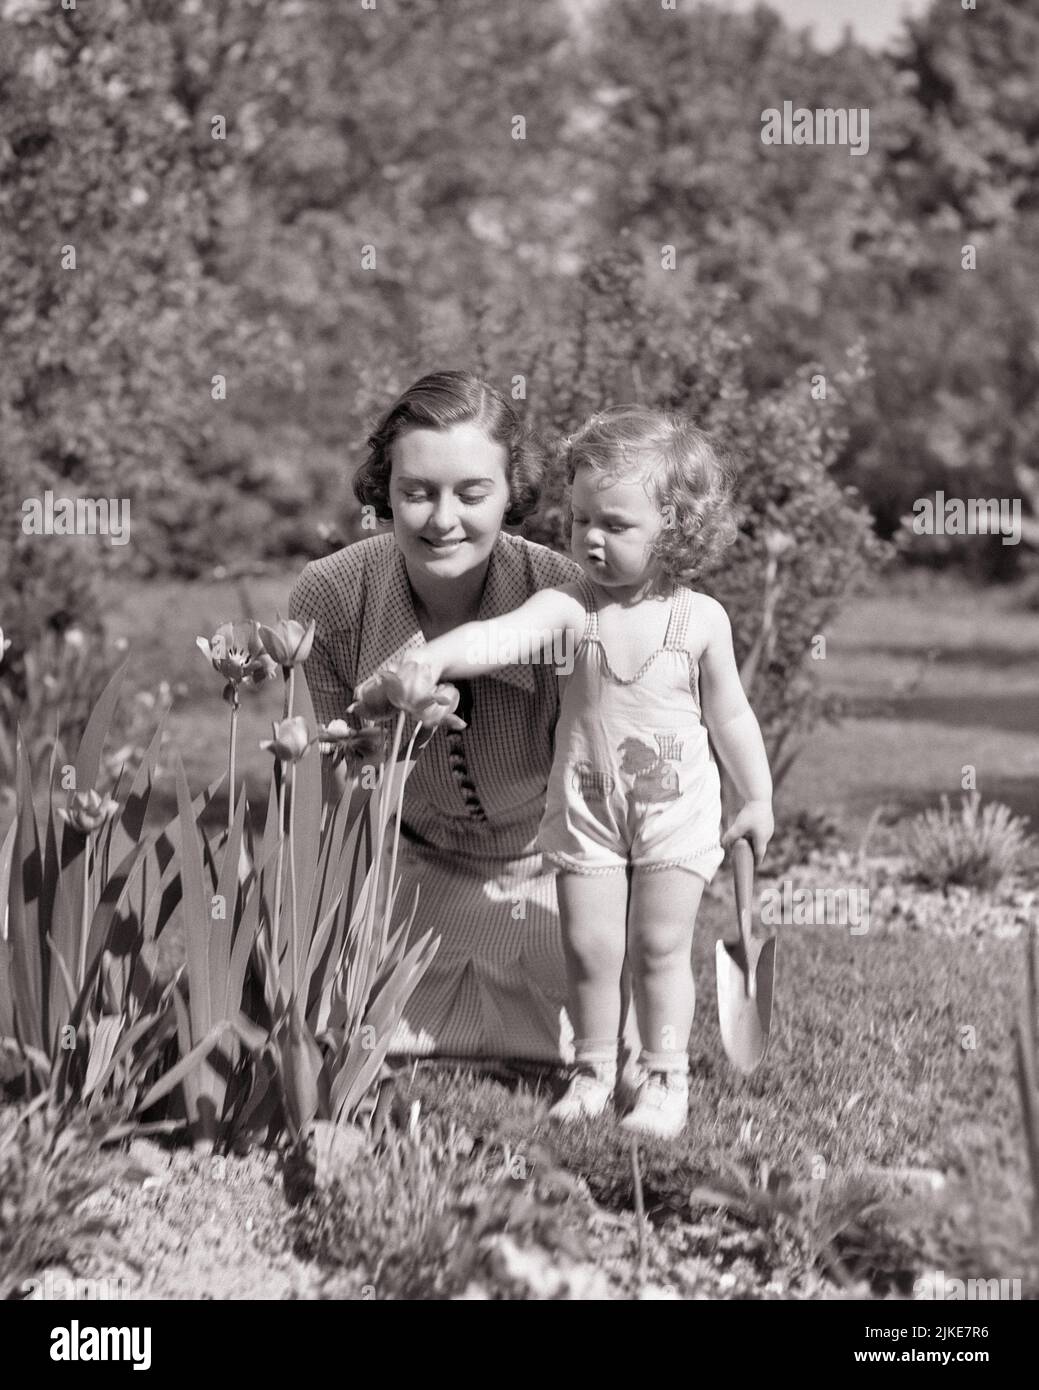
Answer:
[421,537,467,554]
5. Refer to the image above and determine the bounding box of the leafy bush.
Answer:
[901,792,1036,891]
[477,247,889,785]
[0,459,177,802]
[0,629,175,802]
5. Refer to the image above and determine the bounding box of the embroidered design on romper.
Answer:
[620,735,682,804]
[570,761,615,801]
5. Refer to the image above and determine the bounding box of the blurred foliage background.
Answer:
[1,0,1037,677]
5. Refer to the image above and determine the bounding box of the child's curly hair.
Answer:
[355,370,544,525]
[564,406,739,584]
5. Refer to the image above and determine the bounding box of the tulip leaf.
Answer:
[211,792,248,1014]
[289,670,324,926]
[72,656,129,801]
[136,1020,233,1115]
[329,926,437,1122]
[232,1012,269,1053]
[82,1014,124,1099]
[106,712,170,868]
[225,839,280,1022]
[0,817,18,1039]
[43,930,78,1024]
[135,772,227,944]
[173,755,212,1041]
[302,889,345,1025]
[45,788,81,1051]
[86,1003,176,1100]
[8,729,45,1052]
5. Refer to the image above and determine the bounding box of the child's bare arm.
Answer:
[697,596,774,861]
[414,585,584,683]
[351,584,585,721]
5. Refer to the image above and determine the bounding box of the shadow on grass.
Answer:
[859,775,1039,832]
[848,645,1039,670]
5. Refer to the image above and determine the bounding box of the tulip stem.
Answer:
[385,722,420,955]
[79,846,90,994]
[367,712,404,966]
[272,765,286,986]
[227,696,239,837]
[271,666,297,998]
[288,757,299,1002]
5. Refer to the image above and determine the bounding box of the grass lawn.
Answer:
[364,904,1035,1298]
[781,569,1039,839]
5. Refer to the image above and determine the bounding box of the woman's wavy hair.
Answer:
[354,370,544,525]
[564,406,739,585]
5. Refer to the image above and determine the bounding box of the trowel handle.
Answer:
[731,836,756,1001]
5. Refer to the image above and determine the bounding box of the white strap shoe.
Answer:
[548,1064,616,1123]
[618,1070,689,1140]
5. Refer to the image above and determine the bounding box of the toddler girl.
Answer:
[355,407,773,1138]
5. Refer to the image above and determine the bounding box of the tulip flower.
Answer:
[350,660,466,731]
[257,618,315,670]
[196,621,274,691]
[246,652,279,685]
[260,716,312,764]
[197,624,276,834]
[59,788,120,836]
[317,721,385,768]
[58,788,121,990]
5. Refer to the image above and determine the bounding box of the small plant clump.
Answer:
[291,1112,601,1300]
[901,792,1035,892]
[0,1102,126,1299]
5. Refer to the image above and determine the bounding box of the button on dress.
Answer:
[288,531,583,1062]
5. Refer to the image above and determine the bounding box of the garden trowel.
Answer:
[715,836,775,1073]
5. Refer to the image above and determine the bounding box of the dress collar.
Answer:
[355,534,538,696]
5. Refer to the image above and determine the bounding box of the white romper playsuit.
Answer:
[537,578,725,882]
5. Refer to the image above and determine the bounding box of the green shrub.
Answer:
[488,248,889,785]
[0,460,171,800]
[901,792,1035,891]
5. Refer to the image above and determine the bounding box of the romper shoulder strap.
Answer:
[664,586,705,710]
[573,573,600,643]
[663,585,693,650]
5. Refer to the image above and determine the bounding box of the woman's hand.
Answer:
[350,659,467,731]
[721,799,774,867]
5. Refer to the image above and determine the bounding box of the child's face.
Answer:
[570,464,664,593]
[389,423,511,584]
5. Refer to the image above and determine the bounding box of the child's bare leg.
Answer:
[556,870,628,1051]
[626,867,705,1063]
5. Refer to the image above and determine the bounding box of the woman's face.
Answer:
[389,422,511,583]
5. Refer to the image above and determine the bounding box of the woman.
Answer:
[289,370,588,1063]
